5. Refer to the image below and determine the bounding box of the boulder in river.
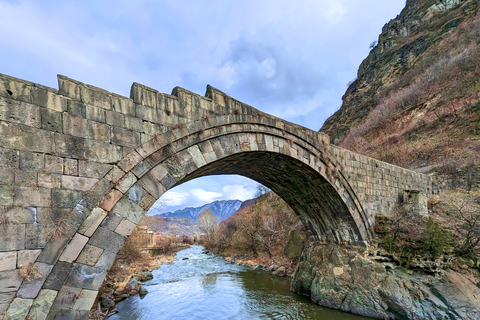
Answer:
[139,286,149,296]
[273,266,287,277]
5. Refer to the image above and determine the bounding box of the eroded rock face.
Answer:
[291,244,480,320]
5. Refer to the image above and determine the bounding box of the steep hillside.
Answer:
[158,200,243,222]
[321,0,480,186]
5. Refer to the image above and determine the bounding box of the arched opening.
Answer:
[173,152,363,244]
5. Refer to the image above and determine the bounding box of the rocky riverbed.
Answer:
[291,243,480,320]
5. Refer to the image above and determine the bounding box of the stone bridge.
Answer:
[0,73,431,319]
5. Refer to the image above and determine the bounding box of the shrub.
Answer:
[423,217,451,258]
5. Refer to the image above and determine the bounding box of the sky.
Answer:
[0,0,406,213]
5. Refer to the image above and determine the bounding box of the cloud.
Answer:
[189,188,222,203]
[222,185,257,201]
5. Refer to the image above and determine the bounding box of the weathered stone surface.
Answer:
[4,297,33,320]
[0,121,54,153]
[78,207,107,237]
[89,226,126,253]
[41,108,63,133]
[78,161,112,179]
[115,172,137,193]
[117,150,143,172]
[114,219,136,237]
[51,285,82,310]
[99,189,123,211]
[0,269,23,293]
[27,289,58,320]
[44,155,63,174]
[14,186,51,207]
[64,264,107,290]
[58,233,89,263]
[0,224,25,251]
[76,245,103,267]
[0,252,17,272]
[61,175,98,191]
[112,198,144,224]
[38,172,62,189]
[0,292,15,318]
[73,289,98,310]
[42,261,73,290]
[17,250,41,268]
[17,262,53,299]
[51,189,84,208]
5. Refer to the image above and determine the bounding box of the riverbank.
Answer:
[223,255,295,277]
[292,243,480,320]
[89,245,189,319]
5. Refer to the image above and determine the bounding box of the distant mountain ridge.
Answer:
[157,199,243,222]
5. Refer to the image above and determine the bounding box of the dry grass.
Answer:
[47,220,68,240]
[19,262,42,282]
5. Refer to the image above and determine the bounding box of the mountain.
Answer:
[158,200,243,222]
[321,0,480,186]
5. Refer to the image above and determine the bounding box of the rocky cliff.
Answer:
[321,0,480,176]
[292,243,480,319]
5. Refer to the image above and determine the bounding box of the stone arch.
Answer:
[43,118,374,317]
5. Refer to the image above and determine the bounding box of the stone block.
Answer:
[36,236,70,265]
[111,127,141,148]
[4,297,33,320]
[89,226,126,253]
[104,165,125,184]
[64,263,107,290]
[135,136,161,158]
[76,245,103,267]
[0,292,15,318]
[118,150,143,172]
[0,252,17,272]
[114,219,136,237]
[84,139,124,164]
[115,172,137,194]
[88,121,110,142]
[187,145,207,167]
[59,233,89,263]
[135,104,157,122]
[124,115,143,131]
[112,198,144,224]
[73,289,97,310]
[42,261,73,290]
[127,185,147,204]
[17,262,53,299]
[17,250,41,268]
[0,121,54,153]
[0,169,14,185]
[19,151,44,171]
[25,224,48,249]
[31,85,68,112]
[0,98,41,128]
[41,108,63,133]
[112,96,135,116]
[81,85,112,110]
[78,207,107,237]
[64,159,78,176]
[38,172,61,188]
[94,250,116,270]
[85,105,105,123]
[138,193,156,211]
[99,189,123,211]
[131,160,152,178]
[52,286,82,310]
[149,163,168,182]
[163,156,184,180]
[14,187,51,207]
[105,110,125,127]
[51,189,84,208]
[67,100,87,118]
[3,206,37,224]
[44,155,63,174]
[63,113,88,138]
[161,174,177,190]
[101,212,123,231]
[0,147,19,168]
[27,289,58,320]
[0,224,25,250]
[78,160,111,179]
[61,175,98,191]
[0,185,14,205]
[0,269,22,293]
[14,169,38,187]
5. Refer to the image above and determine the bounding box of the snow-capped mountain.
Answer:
[157,200,243,222]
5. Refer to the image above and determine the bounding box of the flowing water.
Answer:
[110,246,370,320]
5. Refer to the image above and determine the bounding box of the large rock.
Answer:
[291,244,480,320]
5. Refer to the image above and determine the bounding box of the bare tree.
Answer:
[197,208,219,248]
[453,198,480,256]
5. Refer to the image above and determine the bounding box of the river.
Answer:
[110,246,371,320]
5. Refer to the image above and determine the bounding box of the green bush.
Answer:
[423,217,451,258]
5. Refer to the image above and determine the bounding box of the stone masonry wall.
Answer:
[0,73,431,319]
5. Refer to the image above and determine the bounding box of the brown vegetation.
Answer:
[207,192,308,269]
[19,262,42,282]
